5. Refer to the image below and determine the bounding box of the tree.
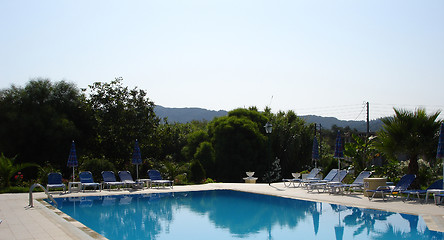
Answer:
[194,141,215,178]
[190,160,206,183]
[208,108,268,182]
[86,78,159,169]
[344,134,377,175]
[376,108,441,177]
[271,110,313,177]
[182,130,209,161]
[0,79,93,178]
[154,120,197,163]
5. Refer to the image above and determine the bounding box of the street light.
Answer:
[264,122,273,134]
[264,122,272,185]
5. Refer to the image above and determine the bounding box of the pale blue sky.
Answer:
[1,1,443,120]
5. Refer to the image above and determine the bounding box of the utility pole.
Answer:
[319,124,322,158]
[366,102,370,138]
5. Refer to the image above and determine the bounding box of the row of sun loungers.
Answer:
[330,170,372,194]
[283,168,321,188]
[367,175,443,204]
[306,169,348,193]
[283,169,444,204]
[283,169,370,194]
[46,169,173,193]
[102,170,142,190]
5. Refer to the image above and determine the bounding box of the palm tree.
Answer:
[0,153,39,188]
[376,108,441,177]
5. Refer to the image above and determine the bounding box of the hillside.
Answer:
[154,105,227,123]
[301,115,384,132]
[154,106,383,131]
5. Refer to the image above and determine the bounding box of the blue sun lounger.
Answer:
[79,171,101,192]
[304,169,338,190]
[366,174,415,201]
[118,171,143,189]
[307,170,347,193]
[330,170,373,194]
[402,179,443,202]
[47,172,66,193]
[148,169,173,188]
[102,171,124,190]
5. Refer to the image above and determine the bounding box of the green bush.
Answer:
[417,159,442,188]
[0,153,39,188]
[372,159,404,183]
[203,178,216,184]
[80,156,115,182]
[194,142,215,178]
[174,173,189,185]
[371,158,441,188]
[190,160,206,183]
[161,160,179,180]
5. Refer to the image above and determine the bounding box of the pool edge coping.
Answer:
[35,184,444,238]
[37,198,108,240]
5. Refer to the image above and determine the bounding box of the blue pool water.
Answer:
[51,190,443,240]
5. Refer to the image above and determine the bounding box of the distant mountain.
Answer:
[154,105,228,123]
[154,106,384,131]
[301,115,384,132]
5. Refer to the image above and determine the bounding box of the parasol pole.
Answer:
[136,164,139,180]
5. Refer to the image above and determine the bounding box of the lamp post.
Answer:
[264,122,273,185]
[264,122,273,134]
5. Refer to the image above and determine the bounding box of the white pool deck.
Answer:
[1,182,444,240]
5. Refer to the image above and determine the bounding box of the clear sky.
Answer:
[1,1,443,120]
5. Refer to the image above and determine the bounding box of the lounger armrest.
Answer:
[375,186,390,191]
[308,177,320,180]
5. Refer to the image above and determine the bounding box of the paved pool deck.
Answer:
[1,182,444,239]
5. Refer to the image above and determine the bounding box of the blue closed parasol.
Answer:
[312,137,319,168]
[334,131,344,173]
[132,139,142,179]
[67,140,78,182]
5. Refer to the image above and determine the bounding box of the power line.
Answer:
[292,103,444,121]
[353,102,367,121]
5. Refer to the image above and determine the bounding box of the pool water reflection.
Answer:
[52,190,443,240]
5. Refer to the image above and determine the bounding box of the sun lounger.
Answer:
[283,168,320,187]
[148,169,173,188]
[101,171,124,190]
[47,172,66,193]
[307,170,347,193]
[79,171,101,192]
[402,179,443,202]
[330,171,373,194]
[118,171,143,189]
[304,169,338,190]
[366,174,415,201]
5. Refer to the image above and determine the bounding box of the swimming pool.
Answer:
[52,190,443,240]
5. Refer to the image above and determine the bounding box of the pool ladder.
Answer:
[28,183,58,208]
